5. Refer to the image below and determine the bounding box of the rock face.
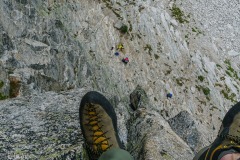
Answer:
[168,111,200,153]
[0,0,240,159]
[0,89,84,159]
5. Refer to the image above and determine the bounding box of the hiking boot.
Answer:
[194,102,240,160]
[79,91,123,160]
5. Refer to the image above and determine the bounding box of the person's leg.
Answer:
[194,102,240,160]
[98,148,133,160]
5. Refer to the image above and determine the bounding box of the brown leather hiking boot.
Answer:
[194,102,240,160]
[79,91,123,160]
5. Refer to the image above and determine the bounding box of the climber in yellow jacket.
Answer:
[117,43,124,51]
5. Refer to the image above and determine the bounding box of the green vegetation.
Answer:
[103,0,111,5]
[192,27,202,35]
[160,151,172,160]
[144,44,152,52]
[195,85,201,91]
[154,97,158,101]
[226,70,232,77]
[209,106,219,111]
[129,2,136,5]
[37,7,49,17]
[225,60,234,73]
[170,5,189,23]
[37,2,63,17]
[0,81,4,88]
[55,20,64,30]
[154,54,159,60]
[128,21,132,32]
[120,25,128,34]
[139,6,145,12]
[203,68,208,73]
[112,9,123,20]
[196,85,210,96]
[221,90,236,102]
[202,87,210,96]
[224,59,240,80]
[165,70,172,75]
[233,84,239,92]
[198,75,204,82]
[224,59,231,66]
[220,77,225,81]
[0,81,7,100]
[214,83,223,87]
[0,93,8,100]
[103,0,123,19]
[216,64,222,68]
[196,97,206,105]
[176,78,184,86]
[221,85,237,103]
[116,2,121,6]
[136,34,141,39]
[102,0,123,20]
[185,34,189,45]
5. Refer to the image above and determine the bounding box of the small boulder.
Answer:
[168,111,200,152]
[130,85,148,111]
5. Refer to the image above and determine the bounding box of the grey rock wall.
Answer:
[0,89,85,159]
[0,0,240,159]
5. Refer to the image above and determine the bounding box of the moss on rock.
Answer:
[170,5,189,23]
[120,25,128,34]
[0,92,8,100]
[0,80,4,88]
[197,76,204,82]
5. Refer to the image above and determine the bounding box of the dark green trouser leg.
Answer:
[98,148,134,160]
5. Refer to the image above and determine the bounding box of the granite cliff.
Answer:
[0,0,239,159]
